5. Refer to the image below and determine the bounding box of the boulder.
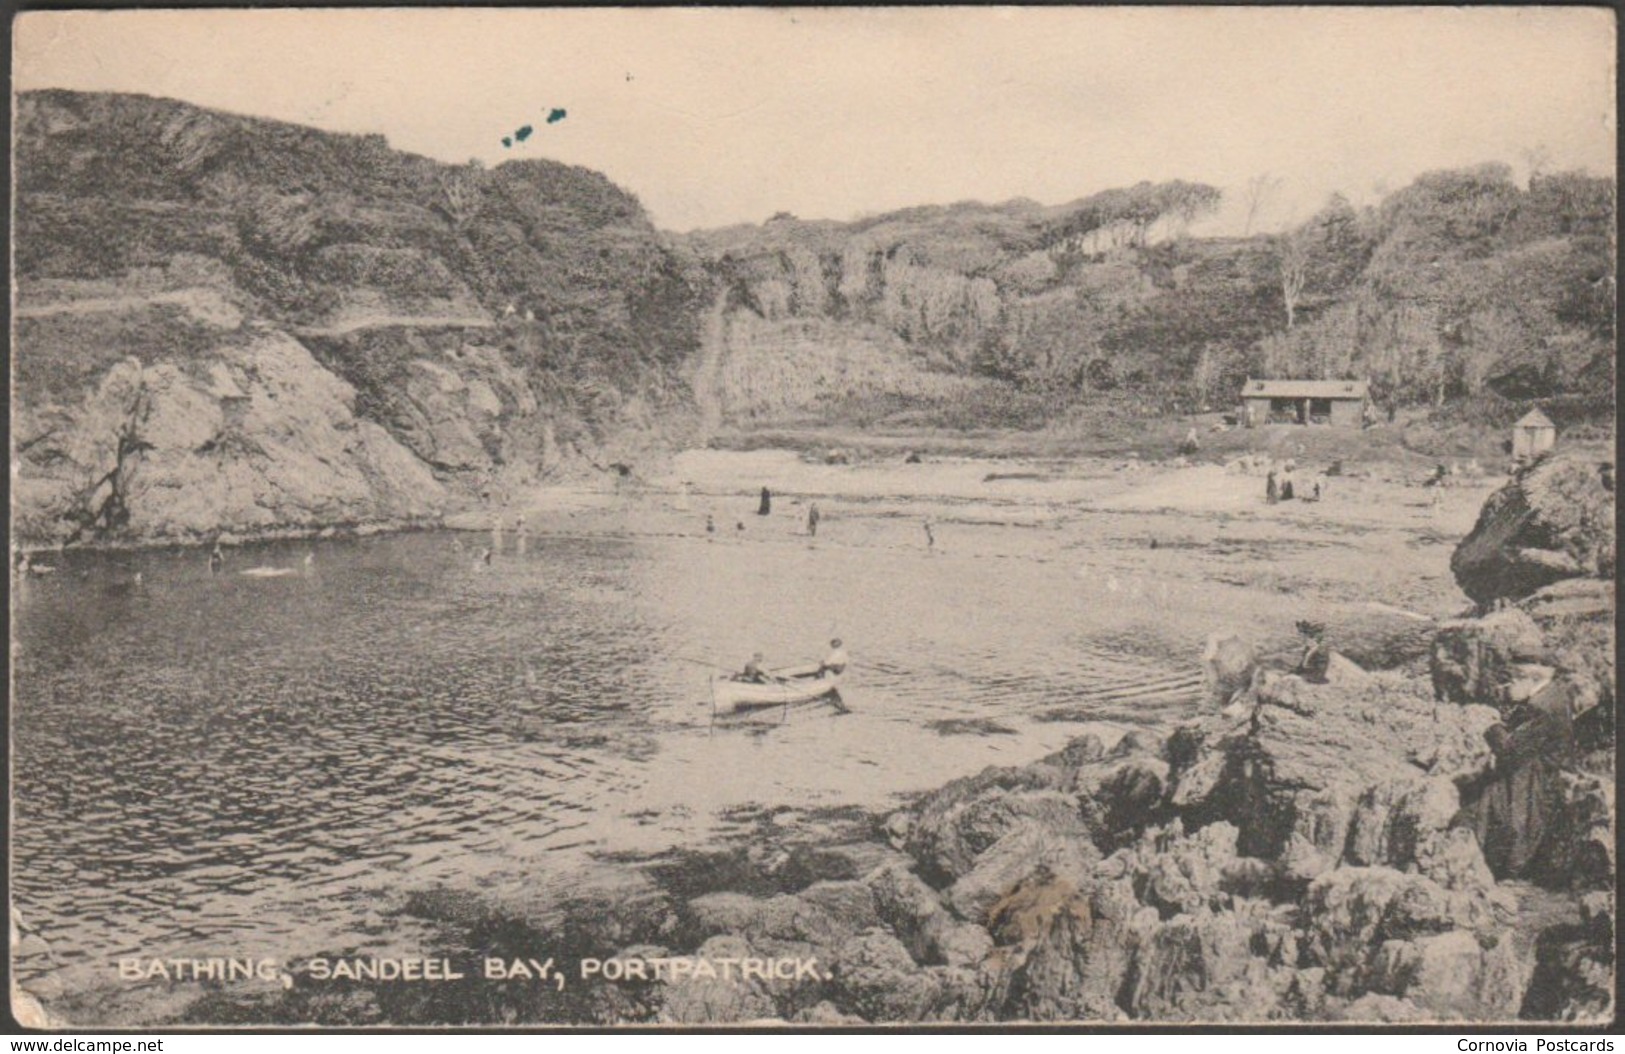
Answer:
[1076,757,1171,854]
[903,771,1083,887]
[1116,899,1299,1021]
[1521,916,1616,1023]
[1201,634,1256,707]
[1367,930,1526,1021]
[828,930,974,1023]
[1521,578,1615,738]
[945,822,1099,925]
[684,880,879,953]
[1301,865,1514,1009]
[655,935,779,1024]
[1451,452,1615,606]
[865,862,990,968]
[1431,607,1549,708]
[1165,670,1500,880]
[1538,772,1615,891]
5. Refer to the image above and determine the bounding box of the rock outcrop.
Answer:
[14,336,447,544]
[1450,452,1616,607]
[1432,454,1615,888]
[13,90,706,546]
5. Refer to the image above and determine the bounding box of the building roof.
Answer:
[1514,408,1556,430]
[1242,378,1370,400]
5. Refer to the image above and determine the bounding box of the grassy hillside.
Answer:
[13,90,709,543]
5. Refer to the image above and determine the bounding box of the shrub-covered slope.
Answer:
[13,90,707,544]
[681,167,1613,432]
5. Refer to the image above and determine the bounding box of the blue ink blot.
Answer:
[547,108,567,124]
[515,125,534,142]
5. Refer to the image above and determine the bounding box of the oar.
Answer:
[672,655,730,671]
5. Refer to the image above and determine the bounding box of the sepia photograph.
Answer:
[8,6,1617,1030]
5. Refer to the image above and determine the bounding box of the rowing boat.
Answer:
[710,663,843,714]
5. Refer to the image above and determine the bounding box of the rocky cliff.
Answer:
[13,90,707,546]
[679,167,1613,431]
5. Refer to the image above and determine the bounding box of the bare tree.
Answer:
[1277,228,1309,330]
[1242,173,1283,236]
[437,161,485,230]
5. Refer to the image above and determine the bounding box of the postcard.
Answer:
[9,7,1616,1029]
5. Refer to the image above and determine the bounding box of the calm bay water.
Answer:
[11,519,1199,981]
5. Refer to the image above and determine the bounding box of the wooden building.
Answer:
[1511,408,1557,461]
[1241,379,1370,428]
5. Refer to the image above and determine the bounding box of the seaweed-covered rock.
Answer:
[977,869,1100,1021]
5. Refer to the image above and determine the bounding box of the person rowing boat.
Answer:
[737,652,770,683]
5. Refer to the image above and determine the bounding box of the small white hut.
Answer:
[1512,408,1557,462]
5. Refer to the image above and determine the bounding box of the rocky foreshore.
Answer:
[21,451,1613,1028]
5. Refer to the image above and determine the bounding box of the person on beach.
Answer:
[758,487,772,516]
[1265,470,1279,504]
[819,639,849,677]
[923,521,935,550]
[807,503,821,537]
[706,514,716,535]
[209,541,225,574]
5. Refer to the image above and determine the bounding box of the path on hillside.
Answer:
[15,292,495,339]
[14,288,242,327]
[291,313,494,338]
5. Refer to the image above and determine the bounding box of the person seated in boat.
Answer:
[737,652,769,683]
[818,639,849,677]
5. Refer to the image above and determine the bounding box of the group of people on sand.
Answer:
[1265,460,1327,504]
[734,639,849,684]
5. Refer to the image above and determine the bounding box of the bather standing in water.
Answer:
[758,487,772,516]
[807,503,821,537]
[209,541,225,574]
[923,520,935,550]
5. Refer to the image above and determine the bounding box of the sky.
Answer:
[13,7,1617,233]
